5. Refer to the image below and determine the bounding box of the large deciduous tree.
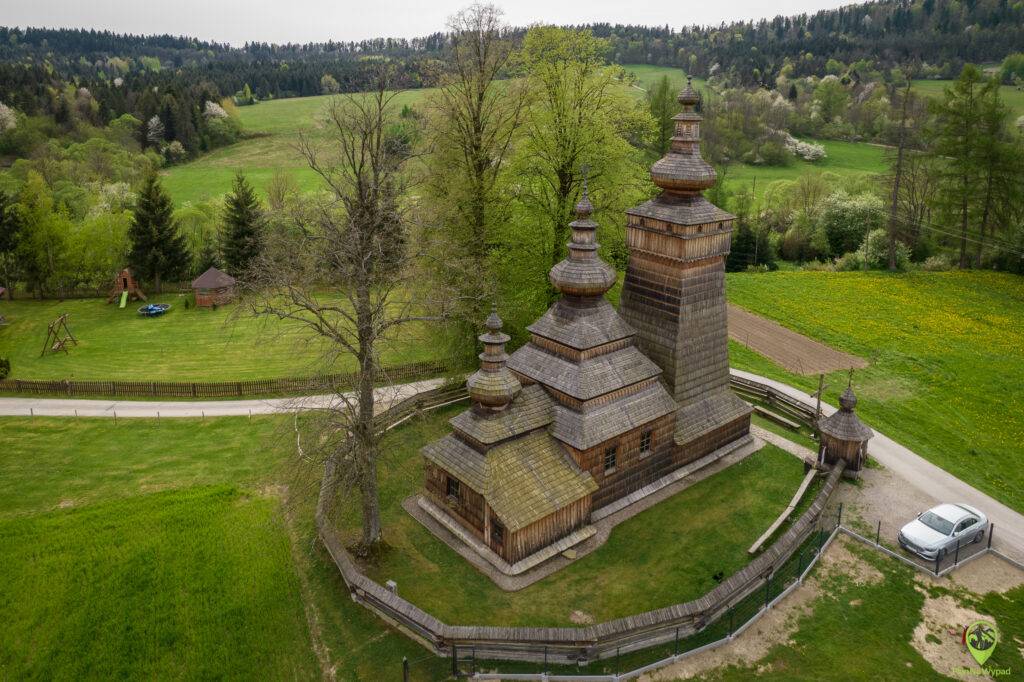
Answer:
[506,26,651,315]
[128,172,190,292]
[221,172,264,276]
[422,3,524,357]
[245,75,452,553]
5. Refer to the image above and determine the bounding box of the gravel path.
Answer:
[0,378,443,418]
[734,368,1024,563]
[728,304,868,375]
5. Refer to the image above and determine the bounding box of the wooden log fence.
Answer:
[315,379,848,666]
[0,359,458,399]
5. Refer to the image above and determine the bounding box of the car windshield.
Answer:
[919,511,954,535]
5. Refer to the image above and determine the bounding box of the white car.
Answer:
[898,503,988,561]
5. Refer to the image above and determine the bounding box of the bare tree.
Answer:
[244,76,448,553]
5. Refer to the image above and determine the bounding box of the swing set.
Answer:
[41,314,78,356]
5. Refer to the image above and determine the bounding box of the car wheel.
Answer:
[973,530,984,544]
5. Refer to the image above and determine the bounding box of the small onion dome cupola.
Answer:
[650,75,716,195]
[466,306,522,411]
[548,182,617,297]
[818,385,873,471]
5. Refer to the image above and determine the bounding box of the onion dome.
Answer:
[650,76,716,194]
[548,184,617,297]
[819,386,873,442]
[466,306,521,410]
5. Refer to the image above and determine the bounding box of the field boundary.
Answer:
[314,379,847,667]
[728,303,868,376]
[0,359,457,398]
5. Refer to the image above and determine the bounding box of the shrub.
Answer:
[0,357,10,380]
[862,228,912,269]
[921,254,953,271]
[834,250,864,271]
[817,192,884,256]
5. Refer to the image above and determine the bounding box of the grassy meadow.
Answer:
[722,138,888,204]
[0,415,453,680]
[0,295,437,382]
[912,78,1024,118]
[726,270,1024,513]
[340,402,811,627]
[163,89,435,205]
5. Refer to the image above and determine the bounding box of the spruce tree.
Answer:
[220,172,264,276]
[647,75,678,156]
[128,172,190,293]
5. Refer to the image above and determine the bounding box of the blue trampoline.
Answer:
[137,303,171,317]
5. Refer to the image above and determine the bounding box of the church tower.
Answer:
[619,76,751,457]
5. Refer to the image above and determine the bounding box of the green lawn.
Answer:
[620,63,706,94]
[0,415,454,680]
[163,89,434,205]
[0,295,436,381]
[340,403,809,627]
[721,138,888,204]
[0,485,317,679]
[913,78,1024,118]
[725,270,1024,513]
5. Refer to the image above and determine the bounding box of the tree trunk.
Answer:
[888,85,910,271]
[354,279,382,549]
[155,271,163,295]
[959,192,969,269]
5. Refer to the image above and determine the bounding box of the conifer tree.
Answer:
[648,74,678,155]
[220,172,263,276]
[128,172,189,293]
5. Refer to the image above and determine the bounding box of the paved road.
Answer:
[0,378,443,418]
[2,370,1021,560]
[733,368,1024,562]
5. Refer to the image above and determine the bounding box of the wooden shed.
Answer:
[191,267,236,307]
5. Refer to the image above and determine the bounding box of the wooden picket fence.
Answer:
[0,359,458,398]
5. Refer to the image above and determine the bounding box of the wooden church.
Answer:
[421,77,752,572]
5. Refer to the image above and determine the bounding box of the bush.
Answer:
[834,250,864,271]
[922,254,953,272]
[0,357,10,380]
[817,192,884,256]
[862,228,912,269]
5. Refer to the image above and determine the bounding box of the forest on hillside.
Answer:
[0,0,1022,309]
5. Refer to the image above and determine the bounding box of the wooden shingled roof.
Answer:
[422,429,596,532]
[527,299,635,350]
[508,345,662,401]
[450,384,553,446]
[552,383,677,451]
[819,387,873,442]
[674,391,752,445]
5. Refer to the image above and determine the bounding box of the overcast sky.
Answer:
[7,0,857,46]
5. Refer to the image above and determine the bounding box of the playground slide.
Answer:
[119,291,128,309]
